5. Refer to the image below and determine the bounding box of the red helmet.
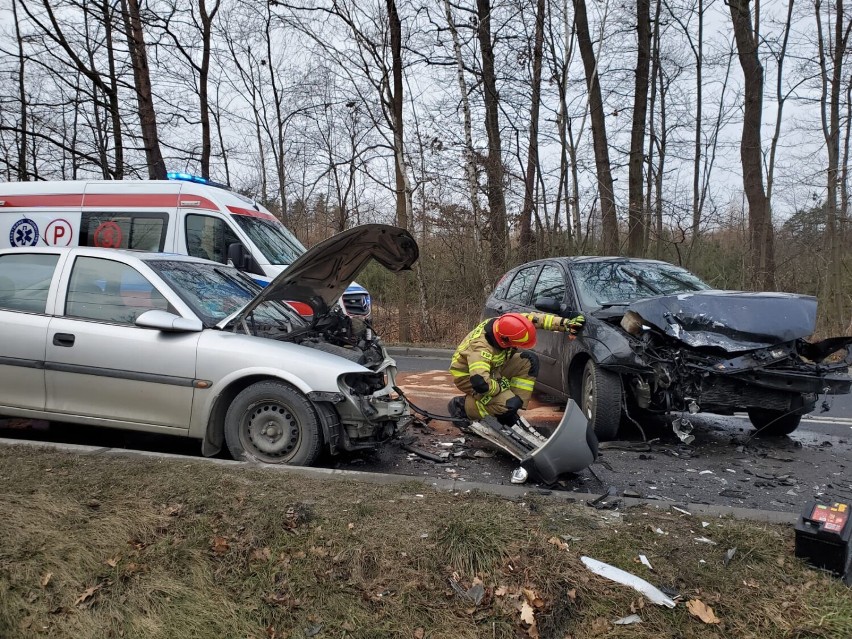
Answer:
[493,313,537,349]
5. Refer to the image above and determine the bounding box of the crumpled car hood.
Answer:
[626,290,818,352]
[223,224,418,327]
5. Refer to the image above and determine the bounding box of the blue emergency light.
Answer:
[166,172,231,190]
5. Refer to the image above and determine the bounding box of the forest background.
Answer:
[1,0,850,344]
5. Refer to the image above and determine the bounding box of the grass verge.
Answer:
[0,446,850,639]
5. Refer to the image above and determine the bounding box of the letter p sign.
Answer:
[45,219,73,247]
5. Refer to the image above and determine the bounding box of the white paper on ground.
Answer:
[580,556,677,608]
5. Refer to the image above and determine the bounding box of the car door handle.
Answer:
[53,333,75,347]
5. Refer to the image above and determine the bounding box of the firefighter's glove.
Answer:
[499,377,511,392]
[561,314,586,335]
[505,395,523,412]
[470,374,490,395]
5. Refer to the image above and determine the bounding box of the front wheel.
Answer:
[580,359,622,441]
[747,406,803,436]
[224,381,323,466]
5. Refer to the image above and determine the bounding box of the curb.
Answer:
[0,437,797,525]
[387,346,454,359]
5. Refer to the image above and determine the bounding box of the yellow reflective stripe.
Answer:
[544,315,553,330]
[450,369,469,377]
[510,378,535,391]
[474,400,489,417]
[488,379,500,396]
[469,362,491,373]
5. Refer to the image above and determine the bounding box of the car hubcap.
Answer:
[244,402,300,458]
[583,369,595,421]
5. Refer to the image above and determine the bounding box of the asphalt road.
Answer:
[2,352,851,514]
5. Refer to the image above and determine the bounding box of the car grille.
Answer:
[342,292,371,316]
[700,377,793,412]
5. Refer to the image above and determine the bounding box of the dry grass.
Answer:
[0,447,850,639]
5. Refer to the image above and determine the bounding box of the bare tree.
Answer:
[627,0,651,256]
[121,0,167,179]
[573,0,619,254]
[729,0,774,290]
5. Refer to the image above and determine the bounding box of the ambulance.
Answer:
[0,174,371,317]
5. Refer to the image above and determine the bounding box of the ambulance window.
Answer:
[80,212,168,251]
[0,253,59,313]
[185,214,242,264]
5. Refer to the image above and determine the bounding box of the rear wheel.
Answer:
[224,381,323,466]
[747,398,804,436]
[580,359,623,441]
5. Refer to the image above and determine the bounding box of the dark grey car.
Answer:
[484,257,852,440]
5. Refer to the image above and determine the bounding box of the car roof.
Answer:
[0,246,214,264]
[513,256,677,268]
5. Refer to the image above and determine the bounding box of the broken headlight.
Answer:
[341,372,386,395]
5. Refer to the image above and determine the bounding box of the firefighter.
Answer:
[448,311,585,426]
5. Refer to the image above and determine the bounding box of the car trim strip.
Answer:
[0,356,44,370]
[43,362,198,387]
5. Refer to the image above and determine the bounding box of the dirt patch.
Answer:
[0,448,849,639]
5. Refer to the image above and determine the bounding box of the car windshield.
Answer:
[231,214,306,266]
[571,261,711,309]
[146,259,306,328]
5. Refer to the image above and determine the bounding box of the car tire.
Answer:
[224,381,323,466]
[747,404,803,437]
[580,359,622,441]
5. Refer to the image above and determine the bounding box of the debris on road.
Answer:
[672,418,695,445]
[694,536,718,545]
[580,556,677,608]
[613,614,643,625]
[638,554,653,570]
[724,547,737,567]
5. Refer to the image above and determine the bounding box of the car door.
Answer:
[0,251,64,411]
[45,255,200,430]
[490,265,542,315]
[526,262,571,391]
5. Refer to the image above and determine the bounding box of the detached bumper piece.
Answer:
[466,400,598,484]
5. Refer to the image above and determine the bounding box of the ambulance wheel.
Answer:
[225,381,323,466]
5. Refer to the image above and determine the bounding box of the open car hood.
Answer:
[626,290,819,352]
[224,224,418,327]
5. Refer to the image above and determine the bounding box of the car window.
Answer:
[65,257,171,324]
[0,253,59,313]
[531,264,566,302]
[504,266,540,304]
[186,214,243,264]
[80,212,167,251]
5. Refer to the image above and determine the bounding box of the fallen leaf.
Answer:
[590,617,610,636]
[266,624,277,639]
[520,601,536,626]
[413,628,425,639]
[105,557,119,568]
[250,547,272,562]
[686,599,721,624]
[347,523,355,530]
[211,536,230,555]
[522,588,544,608]
[40,573,52,588]
[548,536,569,551]
[124,563,144,575]
[165,504,184,517]
[630,597,646,612]
[566,588,576,601]
[743,579,760,589]
[495,586,509,597]
[74,583,103,606]
[309,546,329,558]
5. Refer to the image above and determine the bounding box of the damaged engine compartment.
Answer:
[606,293,852,435]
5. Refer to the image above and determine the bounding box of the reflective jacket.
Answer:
[449,312,570,397]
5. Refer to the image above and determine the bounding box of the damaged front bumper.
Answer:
[466,400,599,484]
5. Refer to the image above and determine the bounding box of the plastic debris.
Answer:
[694,537,718,545]
[672,418,695,445]
[614,614,643,625]
[639,554,653,570]
[724,547,737,567]
[672,506,692,516]
[580,556,677,608]
[510,467,529,484]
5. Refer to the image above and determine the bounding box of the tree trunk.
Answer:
[11,0,28,181]
[729,0,774,290]
[102,0,124,179]
[476,0,509,274]
[387,0,411,342]
[199,0,220,179]
[519,0,546,255]
[690,0,704,239]
[121,0,167,180]
[572,0,618,254]
[627,0,651,256]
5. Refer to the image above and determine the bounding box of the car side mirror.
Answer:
[534,296,576,317]
[227,242,250,271]
[135,309,203,333]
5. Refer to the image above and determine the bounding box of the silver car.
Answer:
[0,224,419,466]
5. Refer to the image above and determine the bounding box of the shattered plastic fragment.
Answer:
[694,537,718,545]
[510,467,529,484]
[614,614,643,625]
[639,555,653,570]
[672,418,695,445]
[580,556,677,608]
